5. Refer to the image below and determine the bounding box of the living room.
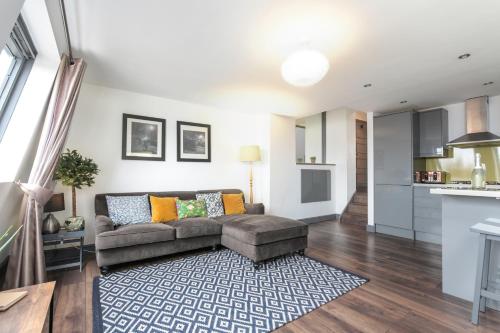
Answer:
[1,1,500,332]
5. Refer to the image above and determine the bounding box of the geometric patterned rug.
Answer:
[93,249,368,333]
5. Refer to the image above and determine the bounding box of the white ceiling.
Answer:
[63,0,500,117]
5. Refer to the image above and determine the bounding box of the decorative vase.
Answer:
[42,214,60,234]
[64,216,85,231]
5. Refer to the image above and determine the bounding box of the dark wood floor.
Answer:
[48,221,500,332]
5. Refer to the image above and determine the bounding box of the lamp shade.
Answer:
[239,145,261,162]
[43,193,65,213]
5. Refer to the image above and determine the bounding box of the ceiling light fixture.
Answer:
[281,48,330,87]
[483,81,494,86]
[363,83,372,88]
[458,53,471,60]
[400,100,408,104]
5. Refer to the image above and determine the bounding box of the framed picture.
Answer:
[177,121,211,162]
[122,113,166,161]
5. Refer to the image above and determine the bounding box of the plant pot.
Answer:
[64,216,85,231]
[310,157,316,164]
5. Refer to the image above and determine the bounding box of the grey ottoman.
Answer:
[221,215,308,267]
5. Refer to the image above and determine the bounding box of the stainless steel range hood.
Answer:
[447,96,500,148]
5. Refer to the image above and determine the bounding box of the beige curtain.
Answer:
[4,54,86,289]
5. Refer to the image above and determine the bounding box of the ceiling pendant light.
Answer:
[281,48,330,87]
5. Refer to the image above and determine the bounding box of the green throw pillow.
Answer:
[176,199,207,219]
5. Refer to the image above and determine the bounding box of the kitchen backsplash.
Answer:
[423,147,500,182]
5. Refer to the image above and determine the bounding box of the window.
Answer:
[0,15,37,142]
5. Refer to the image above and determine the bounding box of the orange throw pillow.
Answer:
[150,196,178,223]
[222,193,246,215]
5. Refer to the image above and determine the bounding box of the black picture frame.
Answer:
[177,121,211,162]
[122,113,166,161]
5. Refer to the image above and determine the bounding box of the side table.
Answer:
[43,229,85,272]
[0,281,55,333]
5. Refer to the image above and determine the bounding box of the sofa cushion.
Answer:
[222,215,308,245]
[95,223,175,250]
[176,199,208,219]
[168,218,222,239]
[105,194,151,226]
[150,196,178,223]
[213,214,249,224]
[222,193,246,215]
[196,192,224,218]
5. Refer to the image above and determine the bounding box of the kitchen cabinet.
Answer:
[413,108,448,158]
[413,186,442,244]
[374,111,413,185]
[375,184,413,230]
[374,111,414,239]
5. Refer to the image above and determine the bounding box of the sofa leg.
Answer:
[298,249,305,256]
[100,266,110,276]
[212,244,219,251]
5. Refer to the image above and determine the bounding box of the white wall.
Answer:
[304,113,322,163]
[295,126,305,162]
[53,84,271,244]
[268,114,336,219]
[325,109,359,213]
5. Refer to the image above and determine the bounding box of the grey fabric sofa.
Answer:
[94,189,308,272]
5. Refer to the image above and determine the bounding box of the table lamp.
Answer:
[239,145,261,205]
[42,193,65,234]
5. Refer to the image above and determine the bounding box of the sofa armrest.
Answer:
[95,215,114,236]
[245,203,265,215]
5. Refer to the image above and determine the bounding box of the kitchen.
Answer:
[374,95,500,315]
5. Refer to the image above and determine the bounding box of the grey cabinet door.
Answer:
[415,109,448,158]
[375,185,413,229]
[375,185,413,230]
[413,187,442,235]
[374,112,412,185]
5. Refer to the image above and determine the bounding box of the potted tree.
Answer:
[55,149,99,231]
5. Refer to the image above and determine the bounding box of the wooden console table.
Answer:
[0,281,55,333]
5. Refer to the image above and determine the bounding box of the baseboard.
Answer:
[300,214,339,224]
[375,224,414,239]
[415,231,441,244]
[366,225,375,233]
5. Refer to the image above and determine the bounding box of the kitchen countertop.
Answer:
[413,183,451,187]
[430,187,500,198]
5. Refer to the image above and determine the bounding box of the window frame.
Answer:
[0,15,37,143]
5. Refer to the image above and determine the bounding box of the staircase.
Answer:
[340,189,367,226]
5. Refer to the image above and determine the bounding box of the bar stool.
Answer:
[470,218,500,325]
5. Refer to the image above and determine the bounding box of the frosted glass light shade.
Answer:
[239,145,261,162]
[281,49,330,87]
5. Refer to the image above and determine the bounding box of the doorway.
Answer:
[356,120,367,190]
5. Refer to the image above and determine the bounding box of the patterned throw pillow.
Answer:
[196,192,224,218]
[106,195,151,226]
[176,199,208,219]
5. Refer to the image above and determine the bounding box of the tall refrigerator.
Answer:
[374,111,414,239]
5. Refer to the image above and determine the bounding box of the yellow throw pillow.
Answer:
[222,193,246,215]
[150,196,178,223]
